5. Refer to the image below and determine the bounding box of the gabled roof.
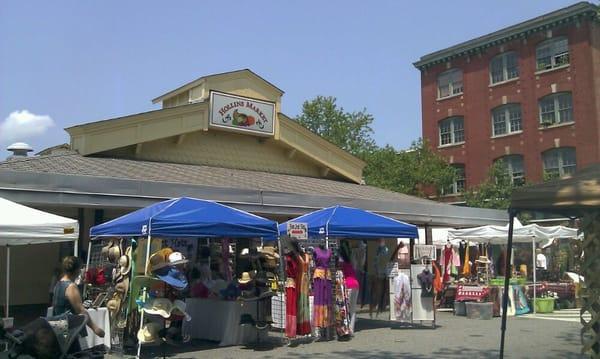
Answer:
[151,69,285,104]
[414,2,598,69]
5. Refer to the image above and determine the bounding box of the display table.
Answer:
[182,298,266,346]
[47,306,111,350]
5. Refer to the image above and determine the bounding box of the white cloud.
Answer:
[0,110,55,143]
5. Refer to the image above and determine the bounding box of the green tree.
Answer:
[362,139,456,197]
[464,160,516,209]
[295,96,376,156]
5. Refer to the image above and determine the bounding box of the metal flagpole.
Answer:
[500,210,517,358]
[5,246,9,319]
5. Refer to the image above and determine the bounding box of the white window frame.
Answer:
[444,164,465,195]
[539,92,573,126]
[437,69,463,99]
[543,148,576,179]
[496,155,525,185]
[492,104,522,137]
[439,117,465,146]
[536,37,569,71]
[490,52,519,84]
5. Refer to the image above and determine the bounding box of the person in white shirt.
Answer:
[536,248,547,281]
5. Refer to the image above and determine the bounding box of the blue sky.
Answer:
[0,0,587,157]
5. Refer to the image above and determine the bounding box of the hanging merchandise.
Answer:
[442,243,453,284]
[392,270,412,323]
[462,243,471,276]
[417,267,434,298]
[312,246,333,330]
[414,244,436,261]
[284,253,298,338]
[296,251,312,336]
[334,270,351,338]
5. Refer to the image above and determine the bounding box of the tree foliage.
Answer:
[295,96,376,156]
[464,160,515,209]
[362,139,456,197]
[295,95,457,197]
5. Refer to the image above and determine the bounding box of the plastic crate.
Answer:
[465,302,493,320]
[534,298,555,313]
[454,301,466,316]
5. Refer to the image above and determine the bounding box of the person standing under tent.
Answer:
[370,239,389,318]
[339,240,359,335]
[52,256,105,351]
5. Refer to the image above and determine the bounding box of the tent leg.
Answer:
[500,210,517,359]
[74,239,78,257]
[532,240,536,315]
[5,246,9,319]
[137,234,152,359]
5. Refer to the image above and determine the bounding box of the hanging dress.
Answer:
[334,270,351,337]
[393,272,412,322]
[442,245,453,284]
[312,247,332,329]
[296,252,312,335]
[285,254,299,338]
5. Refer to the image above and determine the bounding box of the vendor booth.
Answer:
[88,197,279,356]
[0,197,79,325]
[278,205,432,341]
[447,221,577,316]
[507,164,600,358]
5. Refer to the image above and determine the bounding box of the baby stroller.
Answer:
[0,314,103,359]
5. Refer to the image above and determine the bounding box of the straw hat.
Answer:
[106,293,122,319]
[258,246,280,259]
[147,248,173,273]
[142,298,173,318]
[137,322,161,344]
[475,256,491,264]
[119,246,132,276]
[238,272,253,284]
[115,276,129,296]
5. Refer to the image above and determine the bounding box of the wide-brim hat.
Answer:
[137,322,161,344]
[103,239,122,264]
[171,299,191,322]
[258,246,280,259]
[106,293,122,319]
[238,272,252,284]
[153,266,188,290]
[147,248,173,273]
[115,276,129,297]
[167,251,189,267]
[119,246,132,276]
[142,298,173,318]
[475,256,491,264]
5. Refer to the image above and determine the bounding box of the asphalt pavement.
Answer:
[128,309,584,359]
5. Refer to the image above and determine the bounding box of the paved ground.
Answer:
[130,309,584,359]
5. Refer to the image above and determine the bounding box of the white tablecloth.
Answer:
[182,298,266,346]
[47,307,111,350]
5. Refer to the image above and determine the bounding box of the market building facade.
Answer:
[414,2,600,202]
[0,69,506,306]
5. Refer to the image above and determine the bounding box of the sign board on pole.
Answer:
[287,222,308,240]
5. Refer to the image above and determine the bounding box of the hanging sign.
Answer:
[209,91,275,136]
[287,222,308,240]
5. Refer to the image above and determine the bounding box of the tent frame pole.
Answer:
[137,233,152,359]
[500,210,517,359]
[5,246,9,319]
[532,239,536,315]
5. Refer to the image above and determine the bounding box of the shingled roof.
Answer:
[0,152,427,204]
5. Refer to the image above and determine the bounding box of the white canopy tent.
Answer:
[0,197,79,318]
[448,219,577,314]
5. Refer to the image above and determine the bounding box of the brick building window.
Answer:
[536,37,569,71]
[437,69,463,99]
[496,155,525,185]
[443,164,466,195]
[543,147,576,179]
[539,92,573,126]
[492,104,522,136]
[439,117,464,146]
[490,52,519,84]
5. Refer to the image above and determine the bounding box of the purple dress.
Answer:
[313,247,332,328]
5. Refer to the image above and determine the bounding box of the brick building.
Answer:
[414,2,600,201]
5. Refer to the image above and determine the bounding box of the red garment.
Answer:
[432,262,442,293]
[340,261,359,290]
[443,246,452,284]
[285,254,298,338]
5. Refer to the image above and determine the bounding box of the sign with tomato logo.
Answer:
[209,91,275,136]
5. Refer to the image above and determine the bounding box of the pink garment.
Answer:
[340,261,359,290]
[452,250,461,268]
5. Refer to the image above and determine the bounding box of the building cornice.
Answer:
[414,2,599,70]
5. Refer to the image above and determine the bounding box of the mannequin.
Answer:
[370,239,389,318]
[291,239,311,336]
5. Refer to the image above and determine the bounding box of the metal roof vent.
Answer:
[6,142,33,159]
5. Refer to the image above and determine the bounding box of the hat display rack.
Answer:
[84,237,135,355]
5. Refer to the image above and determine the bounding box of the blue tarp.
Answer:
[278,205,418,239]
[90,197,279,239]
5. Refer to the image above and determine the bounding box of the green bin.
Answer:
[534,298,555,313]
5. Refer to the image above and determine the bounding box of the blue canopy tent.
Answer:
[278,205,418,240]
[90,197,278,239]
[89,197,278,357]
